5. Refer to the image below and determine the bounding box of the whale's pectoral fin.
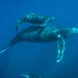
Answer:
[56,34,65,62]
[40,17,56,27]
[0,46,11,54]
[40,19,50,27]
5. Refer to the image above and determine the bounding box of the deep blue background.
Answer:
[0,0,78,78]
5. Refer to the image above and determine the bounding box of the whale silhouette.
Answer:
[0,25,78,62]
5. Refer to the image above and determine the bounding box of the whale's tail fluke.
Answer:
[0,46,11,54]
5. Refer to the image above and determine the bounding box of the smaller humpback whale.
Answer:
[16,12,55,31]
[0,25,78,62]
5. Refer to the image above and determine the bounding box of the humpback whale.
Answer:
[0,25,78,62]
[16,12,55,31]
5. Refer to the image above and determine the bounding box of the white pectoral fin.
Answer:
[0,46,11,54]
[56,35,65,62]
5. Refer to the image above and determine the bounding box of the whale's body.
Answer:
[10,26,70,45]
[0,25,71,62]
[10,26,58,46]
[16,13,56,31]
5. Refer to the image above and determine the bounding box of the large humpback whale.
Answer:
[0,25,78,62]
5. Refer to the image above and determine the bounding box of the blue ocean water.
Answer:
[0,0,78,78]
